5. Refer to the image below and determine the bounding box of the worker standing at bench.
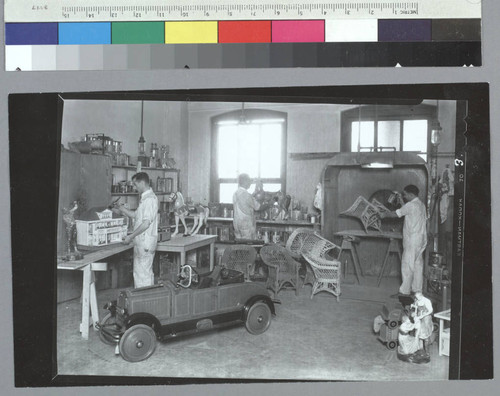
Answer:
[380,185,427,298]
[114,172,158,288]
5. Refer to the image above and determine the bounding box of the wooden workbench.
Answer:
[157,234,217,270]
[57,244,133,339]
[334,230,403,286]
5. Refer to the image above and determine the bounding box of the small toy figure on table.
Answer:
[62,201,83,261]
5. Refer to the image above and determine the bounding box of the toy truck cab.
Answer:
[377,301,406,350]
[97,265,275,362]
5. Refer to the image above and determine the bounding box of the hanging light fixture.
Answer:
[357,104,361,152]
[238,102,251,125]
[431,100,443,147]
[138,101,146,156]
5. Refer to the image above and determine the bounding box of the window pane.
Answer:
[378,121,401,150]
[260,124,282,178]
[219,183,238,204]
[221,183,283,204]
[218,126,238,178]
[263,183,282,193]
[403,120,428,154]
[351,121,375,152]
[237,124,260,177]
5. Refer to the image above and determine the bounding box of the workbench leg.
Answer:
[439,319,444,356]
[110,262,118,289]
[79,265,91,340]
[180,252,186,267]
[210,243,215,270]
[377,243,392,287]
[351,244,364,284]
[89,271,100,331]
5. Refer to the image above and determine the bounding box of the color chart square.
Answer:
[59,23,111,45]
[325,20,378,42]
[5,45,32,71]
[271,21,325,43]
[111,22,164,44]
[165,22,218,44]
[218,21,271,43]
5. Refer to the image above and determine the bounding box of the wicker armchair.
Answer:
[260,244,301,297]
[220,245,257,281]
[302,233,342,261]
[285,228,318,259]
[302,252,341,301]
[285,228,318,288]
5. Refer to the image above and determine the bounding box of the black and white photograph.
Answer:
[8,84,492,385]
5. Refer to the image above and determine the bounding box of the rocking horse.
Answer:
[169,191,210,237]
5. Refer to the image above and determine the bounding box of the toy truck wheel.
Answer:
[99,312,119,346]
[387,340,398,350]
[388,320,399,329]
[119,324,157,362]
[245,302,272,335]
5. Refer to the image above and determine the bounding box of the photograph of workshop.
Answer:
[56,96,458,380]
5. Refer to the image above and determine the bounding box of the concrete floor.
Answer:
[57,274,449,381]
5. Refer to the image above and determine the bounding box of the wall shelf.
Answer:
[112,165,180,172]
[112,192,174,197]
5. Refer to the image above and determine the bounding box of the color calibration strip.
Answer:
[5,18,481,70]
[6,19,482,45]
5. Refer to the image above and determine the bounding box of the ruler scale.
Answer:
[5,1,480,22]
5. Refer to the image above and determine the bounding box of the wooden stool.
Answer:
[377,238,403,287]
[339,235,364,285]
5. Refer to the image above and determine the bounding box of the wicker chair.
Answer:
[302,252,341,301]
[301,233,342,261]
[285,228,318,259]
[285,228,318,288]
[260,244,301,298]
[220,245,257,281]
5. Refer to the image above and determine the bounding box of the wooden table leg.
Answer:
[439,319,444,356]
[89,271,99,331]
[377,241,393,287]
[350,243,364,284]
[79,265,91,340]
[210,242,215,270]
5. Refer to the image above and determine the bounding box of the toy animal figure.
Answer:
[62,201,83,260]
[169,192,210,237]
[253,180,290,220]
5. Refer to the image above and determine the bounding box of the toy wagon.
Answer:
[96,265,276,362]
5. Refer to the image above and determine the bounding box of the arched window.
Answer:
[211,108,287,203]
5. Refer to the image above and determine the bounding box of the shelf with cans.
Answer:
[192,214,320,245]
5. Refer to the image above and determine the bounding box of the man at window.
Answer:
[113,172,158,288]
[233,173,262,240]
[380,185,427,298]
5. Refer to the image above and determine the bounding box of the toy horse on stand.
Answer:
[169,192,210,237]
[253,180,291,220]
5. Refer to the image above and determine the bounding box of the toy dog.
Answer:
[169,191,210,237]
